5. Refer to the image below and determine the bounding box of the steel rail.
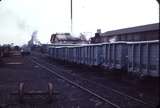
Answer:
[32,59,120,108]
[32,56,155,108]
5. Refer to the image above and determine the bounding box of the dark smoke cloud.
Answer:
[0,8,34,45]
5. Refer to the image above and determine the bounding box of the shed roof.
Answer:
[102,23,159,37]
[51,33,81,41]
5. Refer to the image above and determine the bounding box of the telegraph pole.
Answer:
[70,0,73,33]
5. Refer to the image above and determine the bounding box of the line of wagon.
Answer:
[48,40,159,77]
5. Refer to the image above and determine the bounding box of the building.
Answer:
[90,33,101,43]
[90,23,159,43]
[50,33,88,44]
[90,29,102,43]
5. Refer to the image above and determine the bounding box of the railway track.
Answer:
[32,59,119,108]
[31,55,156,108]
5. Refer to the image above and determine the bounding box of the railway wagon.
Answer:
[54,47,58,60]
[65,47,69,62]
[54,47,62,60]
[86,45,90,65]
[73,47,77,63]
[66,47,69,62]
[84,45,91,65]
[87,45,92,65]
[61,47,66,61]
[56,47,60,60]
[102,42,128,70]
[67,46,77,63]
[64,47,68,61]
[85,44,95,66]
[80,46,85,64]
[74,47,78,63]
[54,47,58,59]
[76,46,81,64]
[75,46,82,64]
[71,47,75,63]
[47,41,159,77]
[70,47,74,63]
[51,47,55,59]
[83,45,88,65]
[60,47,64,61]
[89,45,95,66]
[127,40,159,77]
[48,47,51,57]
[48,47,54,58]
[58,47,63,60]
[67,47,72,62]
[101,42,109,68]
[89,44,103,66]
[68,47,73,63]
[48,44,82,60]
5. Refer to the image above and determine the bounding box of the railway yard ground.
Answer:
[0,51,159,108]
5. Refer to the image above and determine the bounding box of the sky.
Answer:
[0,0,159,45]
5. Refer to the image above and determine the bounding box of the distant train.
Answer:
[48,40,159,77]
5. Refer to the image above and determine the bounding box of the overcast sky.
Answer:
[0,0,159,45]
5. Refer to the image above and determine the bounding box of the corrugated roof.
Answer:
[102,23,159,37]
[51,33,81,42]
[56,34,80,41]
